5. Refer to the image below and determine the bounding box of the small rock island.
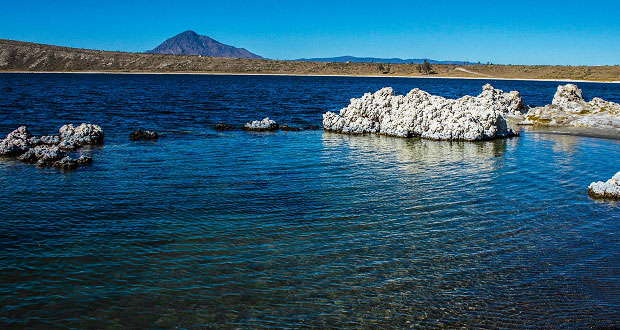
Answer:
[322,84,527,141]
[588,172,620,200]
[130,129,159,141]
[244,118,279,131]
[520,84,620,130]
[0,123,103,170]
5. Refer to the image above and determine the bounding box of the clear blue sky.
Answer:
[2,0,619,65]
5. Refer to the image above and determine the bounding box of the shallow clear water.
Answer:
[1,74,620,329]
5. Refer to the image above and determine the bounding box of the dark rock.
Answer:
[130,129,159,141]
[281,124,301,131]
[215,123,235,131]
[77,155,94,165]
[303,125,321,130]
[53,156,78,170]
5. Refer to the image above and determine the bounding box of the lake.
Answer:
[1,73,620,329]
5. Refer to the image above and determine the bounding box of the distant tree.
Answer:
[377,63,391,74]
[417,60,433,74]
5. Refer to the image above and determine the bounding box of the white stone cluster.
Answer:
[58,123,104,149]
[589,172,620,200]
[322,84,526,141]
[0,123,102,170]
[244,117,279,131]
[521,84,620,129]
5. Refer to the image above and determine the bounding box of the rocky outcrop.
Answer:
[52,156,79,170]
[77,155,94,165]
[244,118,279,131]
[322,84,526,141]
[215,123,235,131]
[520,84,620,129]
[280,124,301,131]
[0,126,33,156]
[18,145,64,165]
[130,129,159,141]
[588,172,620,200]
[58,123,104,150]
[0,123,101,170]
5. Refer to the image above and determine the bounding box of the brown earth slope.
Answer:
[1,39,620,81]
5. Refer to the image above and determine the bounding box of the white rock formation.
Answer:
[0,123,102,170]
[0,126,33,156]
[322,84,527,141]
[18,145,63,165]
[58,123,104,149]
[588,171,620,200]
[244,117,279,131]
[520,84,620,129]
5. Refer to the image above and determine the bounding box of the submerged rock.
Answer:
[77,155,94,165]
[281,124,301,131]
[58,123,104,150]
[0,126,33,156]
[130,129,159,141]
[303,125,321,130]
[322,84,527,141]
[520,84,620,129]
[53,156,78,170]
[588,171,620,200]
[215,123,235,131]
[244,117,279,131]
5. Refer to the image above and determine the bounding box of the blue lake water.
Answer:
[1,73,620,329]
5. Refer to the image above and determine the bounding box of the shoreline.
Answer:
[2,70,620,84]
[518,125,620,141]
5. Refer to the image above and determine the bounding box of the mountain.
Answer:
[294,56,474,65]
[147,30,263,59]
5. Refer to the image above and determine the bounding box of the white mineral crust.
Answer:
[322,84,526,141]
[588,172,620,200]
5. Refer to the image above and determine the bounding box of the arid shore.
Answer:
[2,39,620,82]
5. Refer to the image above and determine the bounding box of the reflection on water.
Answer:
[322,132,508,173]
[529,131,580,154]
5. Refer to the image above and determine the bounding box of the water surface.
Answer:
[1,74,620,329]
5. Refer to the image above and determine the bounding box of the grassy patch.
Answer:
[526,116,552,125]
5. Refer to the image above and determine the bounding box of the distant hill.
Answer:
[1,39,619,82]
[295,56,474,65]
[147,30,263,59]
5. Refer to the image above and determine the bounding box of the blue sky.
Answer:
[1,0,619,65]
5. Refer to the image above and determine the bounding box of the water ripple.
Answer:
[1,74,620,328]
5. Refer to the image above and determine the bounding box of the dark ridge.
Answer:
[294,55,475,65]
[147,30,263,59]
